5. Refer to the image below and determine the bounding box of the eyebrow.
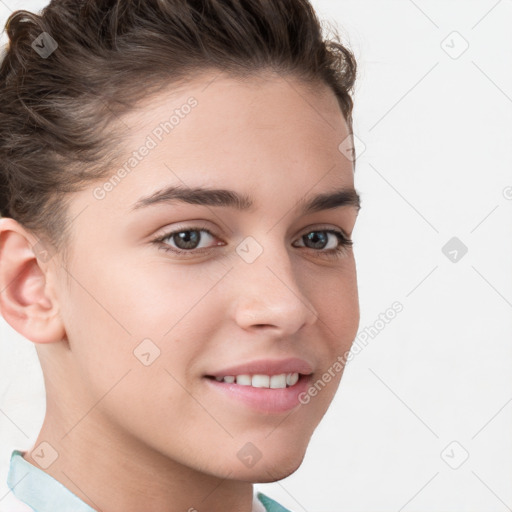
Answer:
[130,185,361,214]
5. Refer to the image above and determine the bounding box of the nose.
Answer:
[230,243,318,337]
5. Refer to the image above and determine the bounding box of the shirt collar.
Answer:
[7,449,96,512]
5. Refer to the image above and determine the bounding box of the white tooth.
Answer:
[214,376,223,382]
[223,376,235,383]
[270,374,287,389]
[286,373,299,386]
[236,374,251,386]
[251,374,270,388]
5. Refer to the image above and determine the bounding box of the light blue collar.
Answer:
[7,449,96,511]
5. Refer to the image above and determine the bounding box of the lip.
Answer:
[205,357,314,378]
[204,373,313,414]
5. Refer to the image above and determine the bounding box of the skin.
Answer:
[0,70,360,512]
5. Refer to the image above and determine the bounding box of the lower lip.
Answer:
[204,375,312,414]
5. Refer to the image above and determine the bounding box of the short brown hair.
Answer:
[0,0,357,256]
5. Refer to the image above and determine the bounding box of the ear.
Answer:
[0,217,65,344]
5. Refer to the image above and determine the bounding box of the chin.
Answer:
[227,446,307,483]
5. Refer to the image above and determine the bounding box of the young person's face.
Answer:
[37,72,360,481]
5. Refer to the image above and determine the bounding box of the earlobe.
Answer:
[0,218,65,344]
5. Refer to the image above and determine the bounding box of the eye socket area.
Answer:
[293,230,349,251]
[166,228,217,250]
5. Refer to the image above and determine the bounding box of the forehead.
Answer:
[70,71,355,226]
[122,70,350,158]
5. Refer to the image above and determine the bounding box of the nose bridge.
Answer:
[230,234,318,333]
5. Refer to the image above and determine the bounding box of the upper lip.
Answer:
[206,357,314,377]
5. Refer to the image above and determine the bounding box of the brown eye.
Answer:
[155,227,222,254]
[171,230,202,250]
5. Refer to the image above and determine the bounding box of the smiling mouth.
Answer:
[205,372,302,389]
[204,369,313,413]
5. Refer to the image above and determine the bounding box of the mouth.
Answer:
[203,358,314,414]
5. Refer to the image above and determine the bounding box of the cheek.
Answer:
[78,253,226,336]
[74,260,231,413]
[306,258,359,346]
[57,258,211,430]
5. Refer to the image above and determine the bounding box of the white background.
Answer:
[0,1,511,511]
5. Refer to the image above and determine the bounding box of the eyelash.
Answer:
[151,226,353,259]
